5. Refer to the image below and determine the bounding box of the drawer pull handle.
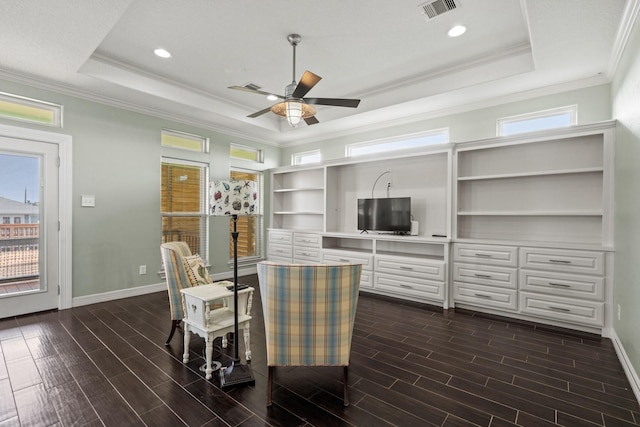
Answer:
[549,259,571,264]
[549,306,571,312]
[474,274,492,279]
[474,293,492,299]
[400,284,413,289]
[302,252,310,256]
[400,266,414,271]
[549,282,571,288]
[475,253,492,258]
[339,259,350,263]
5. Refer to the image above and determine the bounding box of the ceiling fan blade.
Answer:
[304,116,319,125]
[292,71,322,98]
[228,85,284,99]
[304,98,360,108]
[247,106,274,118]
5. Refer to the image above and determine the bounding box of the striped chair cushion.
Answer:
[160,242,193,320]
[257,262,362,367]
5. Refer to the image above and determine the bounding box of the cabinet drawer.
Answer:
[453,263,517,289]
[453,244,518,267]
[268,243,292,262]
[293,246,322,262]
[375,255,445,281]
[375,273,444,301]
[359,270,373,289]
[519,291,604,327]
[519,269,603,300]
[323,251,373,271]
[294,232,321,248]
[520,247,604,275]
[269,230,293,245]
[454,282,517,310]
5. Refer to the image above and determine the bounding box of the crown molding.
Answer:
[607,0,640,78]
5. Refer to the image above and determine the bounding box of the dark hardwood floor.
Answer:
[1,274,638,427]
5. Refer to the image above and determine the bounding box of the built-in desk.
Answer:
[180,283,253,379]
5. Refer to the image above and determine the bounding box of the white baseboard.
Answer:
[610,329,640,403]
[72,265,257,308]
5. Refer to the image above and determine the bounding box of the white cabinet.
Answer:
[323,250,374,289]
[322,234,449,305]
[267,121,615,335]
[374,254,446,302]
[453,243,518,267]
[267,230,293,262]
[519,247,604,275]
[293,232,322,263]
[517,247,605,327]
[453,243,518,311]
[453,243,607,329]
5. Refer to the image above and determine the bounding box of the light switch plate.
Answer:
[81,195,95,207]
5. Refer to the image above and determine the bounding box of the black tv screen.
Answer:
[357,197,411,233]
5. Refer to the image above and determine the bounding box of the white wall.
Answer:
[0,78,279,298]
[612,9,640,391]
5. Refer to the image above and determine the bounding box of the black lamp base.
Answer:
[219,362,255,390]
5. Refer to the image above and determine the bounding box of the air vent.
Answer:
[418,0,457,20]
[243,83,261,90]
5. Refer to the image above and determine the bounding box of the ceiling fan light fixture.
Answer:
[271,100,316,127]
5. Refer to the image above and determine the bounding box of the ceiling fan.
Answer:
[228,34,361,127]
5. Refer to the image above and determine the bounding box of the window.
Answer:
[292,150,321,165]
[161,129,209,153]
[161,159,209,261]
[0,92,62,127]
[229,169,263,264]
[14,217,20,224]
[231,144,263,163]
[2,217,9,224]
[497,105,577,136]
[346,128,449,157]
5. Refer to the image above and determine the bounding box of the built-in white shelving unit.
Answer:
[267,121,616,334]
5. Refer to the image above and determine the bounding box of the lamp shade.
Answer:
[210,180,257,216]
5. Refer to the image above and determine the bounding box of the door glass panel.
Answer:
[0,153,41,295]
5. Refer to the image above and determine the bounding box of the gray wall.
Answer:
[280,84,612,164]
[0,79,278,298]
[612,12,640,385]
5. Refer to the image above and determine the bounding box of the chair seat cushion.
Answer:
[182,254,213,286]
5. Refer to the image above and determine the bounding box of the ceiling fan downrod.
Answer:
[288,34,301,88]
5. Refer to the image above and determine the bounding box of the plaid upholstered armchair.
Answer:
[257,261,362,406]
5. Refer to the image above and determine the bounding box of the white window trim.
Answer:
[346,128,449,157]
[496,105,577,136]
[161,129,209,153]
[161,157,210,264]
[231,143,264,163]
[292,149,321,165]
[0,91,63,128]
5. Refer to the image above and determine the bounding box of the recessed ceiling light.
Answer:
[448,25,466,37]
[266,94,278,101]
[154,48,172,58]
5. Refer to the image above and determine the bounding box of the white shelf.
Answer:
[273,187,324,193]
[457,211,603,216]
[273,211,324,215]
[457,167,604,181]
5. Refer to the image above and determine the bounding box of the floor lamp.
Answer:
[211,179,256,389]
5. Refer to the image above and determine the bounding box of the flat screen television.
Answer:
[357,197,411,234]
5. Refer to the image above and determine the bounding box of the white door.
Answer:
[0,136,59,318]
